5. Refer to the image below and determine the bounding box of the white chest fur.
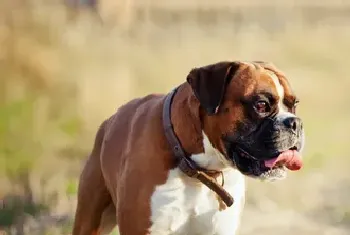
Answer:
[149,134,246,235]
[149,168,245,235]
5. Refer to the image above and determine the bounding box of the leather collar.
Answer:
[162,87,234,208]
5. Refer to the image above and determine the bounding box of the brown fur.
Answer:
[72,61,296,235]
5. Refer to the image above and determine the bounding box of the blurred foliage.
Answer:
[65,179,78,197]
[0,1,85,233]
[0,98,38,177]
[0,195,49,227]
[0,0,349,234]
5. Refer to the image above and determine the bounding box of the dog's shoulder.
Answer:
[115,93,164,119]
[105,93,164,132]
[101,93,167,163]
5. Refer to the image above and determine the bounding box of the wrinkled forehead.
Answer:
[233,62,297,103]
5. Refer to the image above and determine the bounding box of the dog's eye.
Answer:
[294,100,299,108]
[288,100,299,114]
[255,101,270,114]
[290,100,299,114]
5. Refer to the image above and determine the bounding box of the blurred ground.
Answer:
[0,0,350,234]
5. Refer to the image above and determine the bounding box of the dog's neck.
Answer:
[170,84,203,155]
[170,84,232,171]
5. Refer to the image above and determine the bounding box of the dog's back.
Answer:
[73,93,171,235]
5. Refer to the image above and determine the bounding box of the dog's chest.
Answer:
[149,168,245,235]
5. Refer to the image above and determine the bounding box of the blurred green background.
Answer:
[0,0,350,234]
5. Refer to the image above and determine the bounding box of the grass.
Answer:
[0,0,350,234]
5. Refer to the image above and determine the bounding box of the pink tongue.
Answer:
[264,150,303,171]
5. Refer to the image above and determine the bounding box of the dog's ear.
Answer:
[186,62,240,115]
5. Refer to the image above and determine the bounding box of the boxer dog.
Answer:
[72,61,305,235]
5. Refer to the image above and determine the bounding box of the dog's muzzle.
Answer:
[224,115,304,179]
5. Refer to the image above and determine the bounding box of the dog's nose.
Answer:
[283,117,302,132]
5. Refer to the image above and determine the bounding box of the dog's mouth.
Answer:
[261,146,302,171]
[227,144,303,179]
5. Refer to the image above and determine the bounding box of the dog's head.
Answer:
[187,61,305,180]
